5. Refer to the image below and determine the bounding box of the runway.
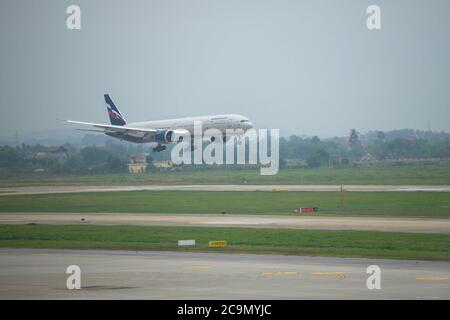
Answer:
[0,249,448,299]
[1,213,449,233]
[1,184,450,195]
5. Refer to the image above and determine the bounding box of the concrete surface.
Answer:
[1,213,449,233]
[0,249,448,299]
[1,184,450,196]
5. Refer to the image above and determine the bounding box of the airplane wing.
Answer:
[65,120,157,134]
[75,128,105,133]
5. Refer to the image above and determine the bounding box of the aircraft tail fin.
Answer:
[104,94,126,126]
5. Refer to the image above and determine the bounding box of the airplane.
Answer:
[65,94,254,152]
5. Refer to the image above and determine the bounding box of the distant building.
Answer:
[128,154,148,174]
[360,153,374,162]
[131,154,147,163]
[32,152,47,159]
[46,146,68,154]
[31,146,68,162]
[153,160,173,169]
[284,158,306,167]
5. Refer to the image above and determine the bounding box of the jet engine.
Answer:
[154,129,190,144]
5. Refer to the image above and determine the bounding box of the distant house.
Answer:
[47,146,68,162]
[32,152,47,159]
[47,146,68,154]
[153,160,173,169]
[128,154,148,174]
[284,158,306,168]
[360,153,374,162]
[31,146,68,162]
[131,154,147,163]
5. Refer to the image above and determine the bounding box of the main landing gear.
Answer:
[152,144,167,152]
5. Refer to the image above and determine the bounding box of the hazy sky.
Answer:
[1,0,449,138]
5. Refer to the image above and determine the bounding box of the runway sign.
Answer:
[297,207,319,213]
[209,240,227,247]
[178,240,196,246]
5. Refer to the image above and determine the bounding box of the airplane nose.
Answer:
[244,122,253,130]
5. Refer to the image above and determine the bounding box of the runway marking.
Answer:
[312,271,346,279]
[261,271,298,276]
[416,276,448,281]
[184,265,210,270]
[78,285,139,291]
[2,213,450,234]
[129,255,161,260]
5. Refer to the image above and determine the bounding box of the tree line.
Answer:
[1,129,449,174]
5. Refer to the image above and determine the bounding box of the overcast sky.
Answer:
[0,0,449,138]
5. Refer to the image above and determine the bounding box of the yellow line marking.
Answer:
[184,265,210,270]
[261,271,298,276]
[312,272,346,279]
[416,277,449,281]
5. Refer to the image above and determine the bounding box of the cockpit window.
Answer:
[240,120,249,123]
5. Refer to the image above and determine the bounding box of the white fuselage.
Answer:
[104,113,253,145]
[130,114,253,135]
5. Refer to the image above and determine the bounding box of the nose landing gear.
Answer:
[152,144,167,152]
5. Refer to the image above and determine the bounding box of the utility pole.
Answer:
[15,130,19,149]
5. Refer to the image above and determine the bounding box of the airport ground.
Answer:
[2,213,450,234]
[2,184,450,196]
[0,224,449,260]
[0,167,449,299]
[0,188,449,260]
[0,190,449,218]
[1,249,449,299]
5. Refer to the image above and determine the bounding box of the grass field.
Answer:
[0,224,448,261]
[1,190,450,218]
[1,165,450,187]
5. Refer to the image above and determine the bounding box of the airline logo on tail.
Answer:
[104,94,126,126]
